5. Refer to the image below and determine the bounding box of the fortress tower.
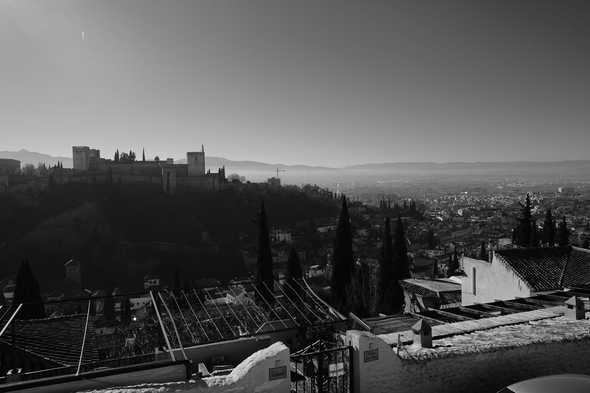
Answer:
[72,146,90,171]
[72,146,101,171]
[187,145,206,177]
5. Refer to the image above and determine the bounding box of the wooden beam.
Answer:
[457,306,497,318]
[499,300,539,311]
[477,303,519,314]
[539,294,571,303]
[522,297,562,307]
[408,311,446,325]
[430,308,474,321]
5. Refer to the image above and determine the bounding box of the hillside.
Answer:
[0,182,338,292]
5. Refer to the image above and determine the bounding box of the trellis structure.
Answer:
[151,279,346,349]
[0,278,345,385]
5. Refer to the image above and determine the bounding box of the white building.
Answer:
[461,246,590,306]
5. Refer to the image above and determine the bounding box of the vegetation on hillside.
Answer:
[0,182,338,292]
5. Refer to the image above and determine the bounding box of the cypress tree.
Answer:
[530,220,539,247]
[103,293,115,323]
[542,209,555,247]
[121,297,132,325]
[448,251,460,276]
[13,260,45,319]
[285,246,303,301]
[431,259,439,279]
[347,262,371,317]
[256,201,274,302]
[479,242,487,260]
[330,196,354,311]
[142,149,146,162]
[426,228,436,249]
[516,194,533,247]
[557,216,570,247]
[376,218,396,314]
[393,216,411,280]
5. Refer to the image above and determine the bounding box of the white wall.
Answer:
[345,329,590,393]
[345,330,402,393]
[461,254,532,306]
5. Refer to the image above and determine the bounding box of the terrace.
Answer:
[0,278,345,386]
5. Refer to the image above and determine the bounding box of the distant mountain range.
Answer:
[2,149,590,185]
[0,149,72,168]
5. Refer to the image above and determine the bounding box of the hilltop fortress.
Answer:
[71,145,226,193]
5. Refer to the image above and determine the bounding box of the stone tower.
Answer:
[72,146,90,171]
[187,145,206,177]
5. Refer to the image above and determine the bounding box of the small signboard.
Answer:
[269,365,287,381]
[363,348,379,363]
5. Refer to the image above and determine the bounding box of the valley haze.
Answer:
[2,149,589,186]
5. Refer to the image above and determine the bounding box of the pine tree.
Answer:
[557,216,570,247]
[542,209,555,247]
[330,196,354,311]
[376,218,397,314]
[13,260,45,319]
[393,216,411,280]
[256,201,274,302]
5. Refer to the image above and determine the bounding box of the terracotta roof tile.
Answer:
[496,247,590,291]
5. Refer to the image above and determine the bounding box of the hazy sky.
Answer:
[1,1,589,166]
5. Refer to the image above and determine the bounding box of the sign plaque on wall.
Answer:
[269,365,287,381]
[363,348,379,363]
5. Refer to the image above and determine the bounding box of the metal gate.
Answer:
[290,343,352,393]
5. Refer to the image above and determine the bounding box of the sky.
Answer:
[1,0,589,166]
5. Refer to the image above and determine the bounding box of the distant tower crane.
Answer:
[276,167,286,178]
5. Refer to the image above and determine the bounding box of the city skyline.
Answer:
[1,0,589,166]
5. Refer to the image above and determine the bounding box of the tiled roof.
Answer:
[495,247,590,292]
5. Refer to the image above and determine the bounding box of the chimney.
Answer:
[565,296,585,320]
[411,319,432,348]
